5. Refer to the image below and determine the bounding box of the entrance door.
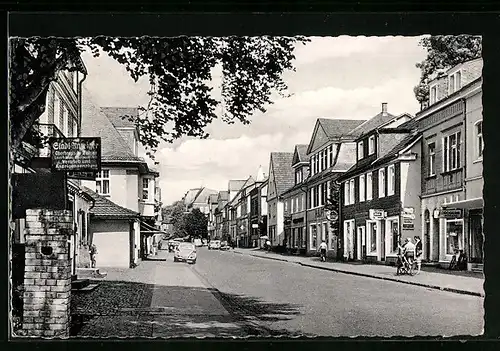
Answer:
[380,220,386,261]
[469,211,484,263]
[356,226,365,260]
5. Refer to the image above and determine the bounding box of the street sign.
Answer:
[50,138,101,172]
[440,209,463,219]
[369,209,386,220]
[67,171,97,180]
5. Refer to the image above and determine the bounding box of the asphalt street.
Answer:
[71,247,484,338]
[191,247,484,337]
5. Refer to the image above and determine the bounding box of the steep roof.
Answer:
[81,186,139,220]
[208,194,219,204]
[100,107,138,128]
[318,118,367,139]
[218,190,229,201]
[348,112,396,137]
[183,188,201,206]
[81,87,142,163]
[270,152,295,197]
[192,187,218,205]
[295,144,309,163]
[228,180,247,192]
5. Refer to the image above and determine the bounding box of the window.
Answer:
[96,170,110,195]
[295,169,302,184]
[284,199,288,213]
[359,174,365,202]
[349,179,355,205]
[142,178,150,200]
[323,222,329,243]
[387,164,395,196]
[344,182,350,206]
[475,121,483,158]
[321,150,326,171]
[388,218,399,253]
[311,224,317,249]
[329,145,334,167]
[366,172,373,201]
[456,71,462,90]
[357,141,364,160]
[368,135,375,155]
[310,156,314,176]
[315,153,319,174]
[443,132,461,172]
[309,189,314,209]
[314,185,319,208]
[446,219,464,255]
[321,183,328,206]
[430,84,438,104]
[378,168,386,198]
[449,74,455,94]
[428,142,436,176]
[67,115,75,137]
[61,104,68,135]
[368,221,377,254]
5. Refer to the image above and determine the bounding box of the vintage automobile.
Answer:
[174,242,197,264]
[220,241,230,251]
[208,240,221,250]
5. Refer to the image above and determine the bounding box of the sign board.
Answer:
[402,217,415,230]
[50,138,101,172]
[67,171,97,180]
[440,209,463,219]
[369,209,386,220]
[402,207,416,220]
[433,209,440,219]
[12,172,67,219]
[252,223,259,229]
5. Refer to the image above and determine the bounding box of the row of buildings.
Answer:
[12,53,164,272]
[205,57,483,271]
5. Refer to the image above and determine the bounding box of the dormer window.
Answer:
[357,141,364,160]
[295,168,302,184]
[328,145,334,167]
[429,84,438,105]
[368,135,375,155]
[449,71,462,94]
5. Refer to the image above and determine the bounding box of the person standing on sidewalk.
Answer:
[89,244,98,268]
[414,236,422,274]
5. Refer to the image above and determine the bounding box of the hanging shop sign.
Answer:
[50,138,101,172]
[401,207,416,220]
[67,171,98,180]
[369,209,386,220]
[402,217,415,230]
[440,209,463,219]
[252,223,259,229]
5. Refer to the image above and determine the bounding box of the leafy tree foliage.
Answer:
[413,35,482,104]
[325,181,340,238]
[9,36,308,154]
[162,200,188,237]
[183,208,208,239]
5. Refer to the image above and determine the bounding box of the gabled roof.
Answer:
[348,112,396,137]
[208,194,219,204]
[218,190,229,201]
[270,152,295,197]
[228,180,247,192]
[307,118,366,154]
[81,87,142,163]
[101,107,138,128]
[293,144,309,165]
[81,186,139,220]
[192,187,218,205]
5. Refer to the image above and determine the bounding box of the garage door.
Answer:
[93,231,129,268]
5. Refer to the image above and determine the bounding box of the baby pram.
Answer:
[396,252,416,276]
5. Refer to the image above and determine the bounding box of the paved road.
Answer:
[71,247,484,338]
[191,247,484,337]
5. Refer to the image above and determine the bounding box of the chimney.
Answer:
[382,102,388,116]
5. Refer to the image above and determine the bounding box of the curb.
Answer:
[235,251,484,298]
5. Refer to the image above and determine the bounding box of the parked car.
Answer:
[193,238,203,247]
[174,242,197,264]
[208,240,221,250]
[202,238,208,246]
[220,241,230,251]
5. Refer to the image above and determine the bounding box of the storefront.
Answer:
[442,197,484,268]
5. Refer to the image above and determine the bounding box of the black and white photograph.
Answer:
[8,19,485,339]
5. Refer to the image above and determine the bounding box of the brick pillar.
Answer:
[21,209,72,338]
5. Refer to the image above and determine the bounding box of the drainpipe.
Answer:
[462,98,469,261]
[77,70,87,136]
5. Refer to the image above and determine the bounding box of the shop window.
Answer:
[388,218,399,253]
[96,170,110,195]
[300,227,306,248]
[445,219,464,255]
[311,224,317,249]
[368,221,377,254]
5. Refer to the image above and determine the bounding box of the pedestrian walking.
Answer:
[414,236,422,274]
[89,244,98,268]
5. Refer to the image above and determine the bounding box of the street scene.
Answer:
[70,244,483,337]
[9,30,484,339]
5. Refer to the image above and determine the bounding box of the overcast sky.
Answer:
[80,36,428,206]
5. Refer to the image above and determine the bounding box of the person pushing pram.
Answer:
[396,237,416,275]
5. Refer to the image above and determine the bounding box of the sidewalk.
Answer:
[232,248,484,298]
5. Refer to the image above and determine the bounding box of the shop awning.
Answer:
[442,197,483,210]
[140,221,168,235]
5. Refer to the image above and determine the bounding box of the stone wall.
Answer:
[21,209,72,338]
